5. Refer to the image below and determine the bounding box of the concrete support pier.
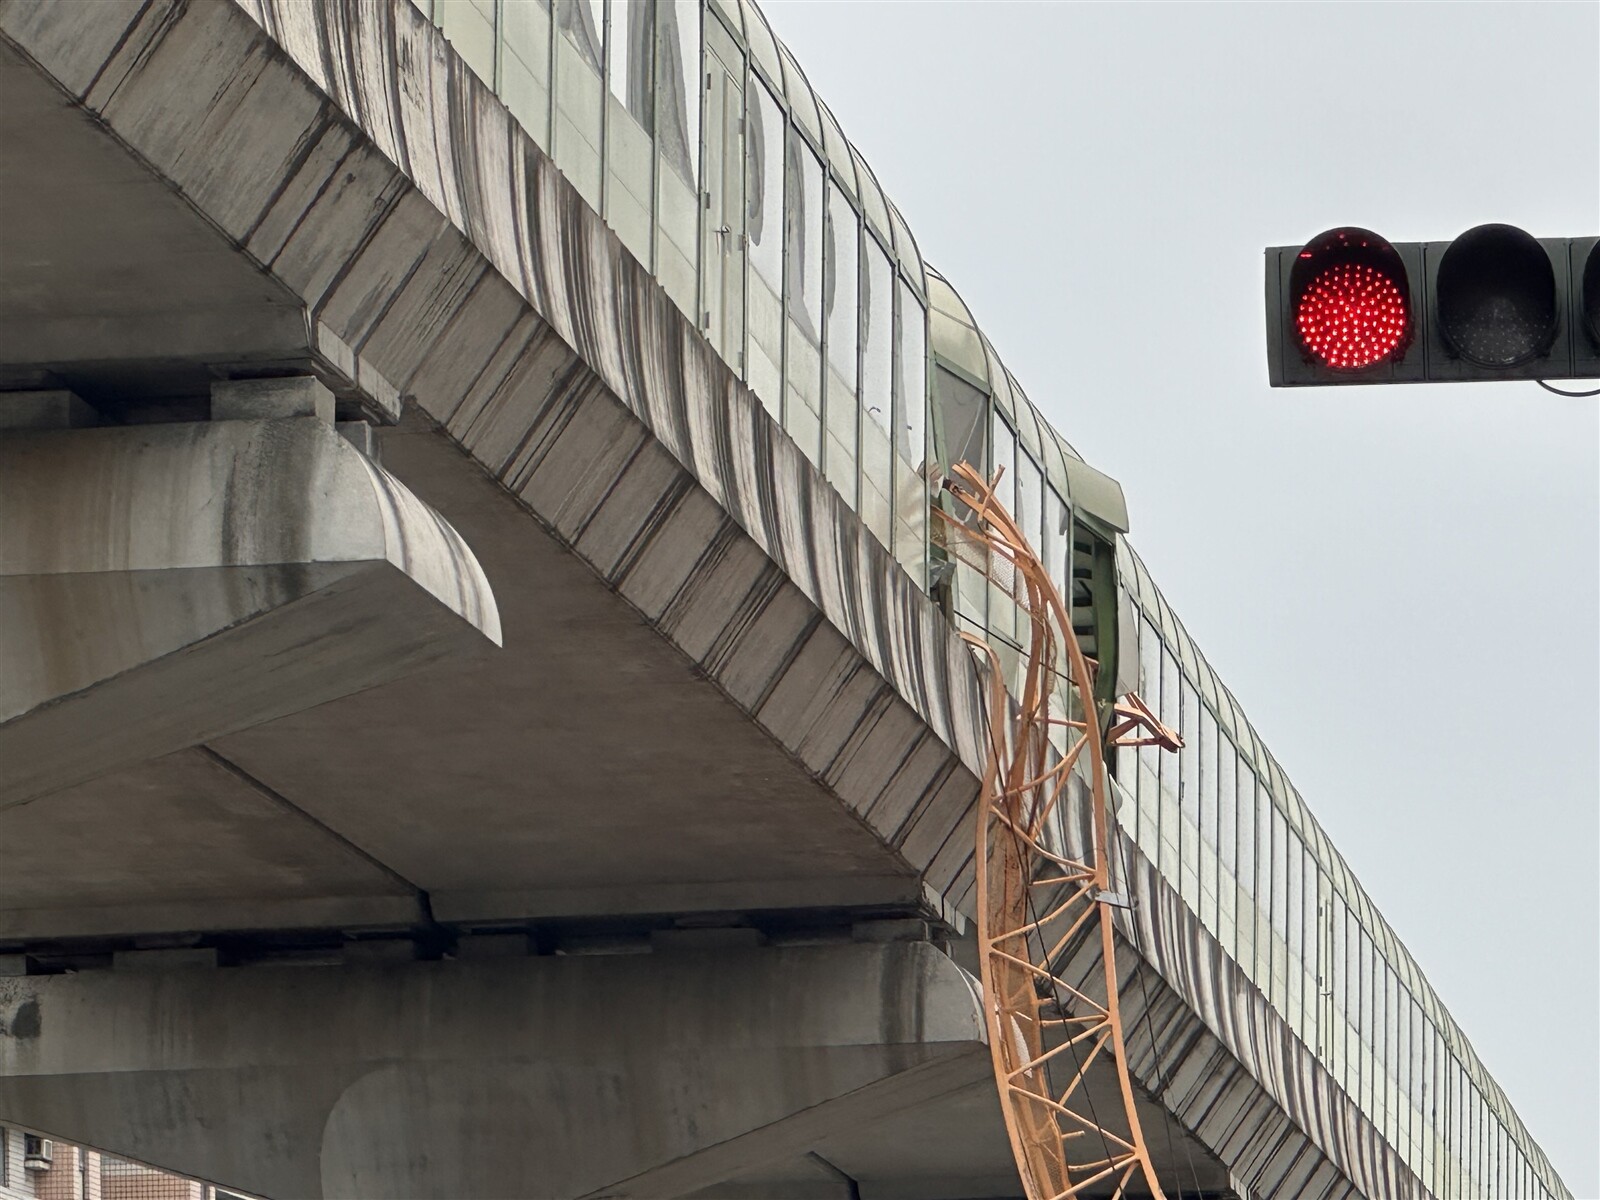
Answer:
[0,383,500,810]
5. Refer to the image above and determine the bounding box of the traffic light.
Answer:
[1265,225,1600,386]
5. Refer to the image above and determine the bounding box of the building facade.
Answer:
[0,1129,236,1200]
[410,2,1568,1196]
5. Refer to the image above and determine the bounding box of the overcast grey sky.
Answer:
[761,1,1599,1192]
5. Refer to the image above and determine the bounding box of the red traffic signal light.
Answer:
[1266,225,1599,387]
[1289,228,1412,370]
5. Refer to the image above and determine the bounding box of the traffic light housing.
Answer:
[1265,225,1600,386]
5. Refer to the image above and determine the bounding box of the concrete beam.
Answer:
[210,375,335,424]
[0,412,499,808]
[585,1050,986,1200]
[0,389,96,430]
[0,942,989,1200]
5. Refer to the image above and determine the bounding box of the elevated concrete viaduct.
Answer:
[0,0,1513,1197]
[0,1,1030,1192]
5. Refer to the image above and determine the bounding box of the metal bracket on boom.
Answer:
[1107,691,1184,752]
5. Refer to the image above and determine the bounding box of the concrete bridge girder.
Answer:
[0,942,1002,1200]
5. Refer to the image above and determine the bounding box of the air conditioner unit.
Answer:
[22,1135,54,1170]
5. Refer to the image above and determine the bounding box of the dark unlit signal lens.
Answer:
[1582,240,1600,351]
[1436,224,1557,368]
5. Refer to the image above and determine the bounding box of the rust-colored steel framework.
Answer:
[937,462,1175,1200]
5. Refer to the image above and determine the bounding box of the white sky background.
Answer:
[761,1,1599,1192]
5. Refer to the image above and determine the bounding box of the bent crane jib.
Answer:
[936,460,1168,1200]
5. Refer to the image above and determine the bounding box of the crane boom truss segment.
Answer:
[934,462,1168,1200]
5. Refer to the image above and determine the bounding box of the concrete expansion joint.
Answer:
[0,379,391,452]
[0,905,966,976]
[649,926,766,953]
[111,947,219,972]
[849,917,932,944]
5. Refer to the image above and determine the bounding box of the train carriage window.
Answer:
[656,0,699,188]
[743,78,785,415]
[437,0,497,84]
[604,0,654,263]
[932,365,985,475]
[499,0,552,147]
[858,238,895,548]
[556,0,602,68]
[783,129,824,465]
[823,184,859,503]
[895,280,927,473]
[553,0,605,205]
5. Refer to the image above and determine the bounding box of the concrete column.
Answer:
[0,943,988,1200]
